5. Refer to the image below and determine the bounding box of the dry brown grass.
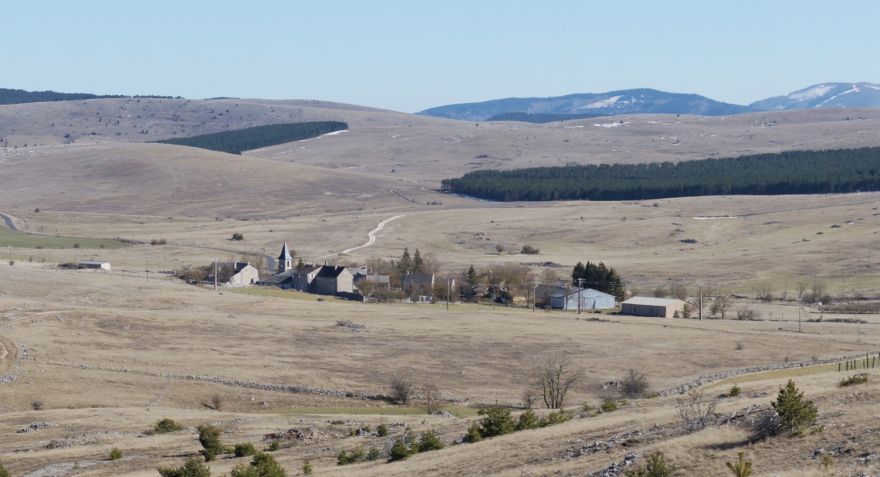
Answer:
[1,262,879,475]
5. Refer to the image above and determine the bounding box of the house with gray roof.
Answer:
[207,261,259,287]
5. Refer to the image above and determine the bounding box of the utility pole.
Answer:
[577,278,584,314]
[698,286,703,321]
[798,298,802,333]
[446,276,450,311]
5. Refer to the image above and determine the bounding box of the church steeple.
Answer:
[277,242,293,273]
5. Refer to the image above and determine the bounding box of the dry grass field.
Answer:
[0,263,879,476]
[2,98,880,475]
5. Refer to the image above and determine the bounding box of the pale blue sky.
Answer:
[4,0,879,112]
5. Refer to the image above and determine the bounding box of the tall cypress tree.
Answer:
[413,248,424,273]
[398,248,413,275]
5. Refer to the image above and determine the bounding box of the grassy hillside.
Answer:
[442,147,880,201]
[0,226,125,249]
[155,121,348,154]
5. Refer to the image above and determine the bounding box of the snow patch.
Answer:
[817,85,859,107]
[323,130,348,136]
[593,121,630,128]
[580,95,622,109]
[693,215,739,220]
[865,84,880,91]
[789,84,835,102]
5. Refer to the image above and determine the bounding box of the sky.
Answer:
[4,0,880,112]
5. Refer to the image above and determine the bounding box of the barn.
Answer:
[550,288,616,311]
[621,297,687,318]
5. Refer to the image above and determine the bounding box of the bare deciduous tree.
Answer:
[710,294,733,319]
[796,282,809,303]
[422,383,442,414]
[670,284,688,301]
[676,390,717,432]
[538,354,582,409]
[754,283,773,302]
[521,387,538,409]
[356,278,378,302]
[390,376,413,405]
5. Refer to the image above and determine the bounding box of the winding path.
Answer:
[339,214,404,255]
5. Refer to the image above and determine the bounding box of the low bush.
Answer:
[600,398,620,413]
[388,439,413,462]
[109,447,123,460]
[418,430,444,452]
[727,384,742,397]
[366,447,382,461]
[158,458,211,477]
[267,441,280,452]
[154,418,184,434]
[477,406,515,438]
[520,244,540,254]
[0,464,8,477]
[376,424,388,437]
[234,442,257,457]
[625,451,676,477]
[540,409,572,426]
[231,232,244,241]
[464,422,482,443]
[516,409,540,431]
[231,452,286,477]
[302,461,313,475]
[197,425,225,461]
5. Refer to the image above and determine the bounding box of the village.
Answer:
[158,241,690,318]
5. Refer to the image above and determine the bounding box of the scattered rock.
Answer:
[17,421,55,433]
[589,452,641,477]
[335,320,366,333]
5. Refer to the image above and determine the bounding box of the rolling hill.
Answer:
[418,88,755,121]
[750,82,880,110]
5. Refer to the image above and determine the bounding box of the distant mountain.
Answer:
[750,82,880,110]
[0,87,178,105]
[486,111,603,123]
[418,88,755,121]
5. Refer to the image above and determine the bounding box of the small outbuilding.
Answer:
[621,297,687,318]
[78,260,111,270]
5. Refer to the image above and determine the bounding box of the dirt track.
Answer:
[0,336,17,373]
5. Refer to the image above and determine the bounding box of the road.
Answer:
[314,214,405,259]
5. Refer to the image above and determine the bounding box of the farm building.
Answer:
[550,287,616,311]
[621,297,687,318]
[78,260,111,270]
[207,261,259,287]
[402,272,434,295]
[313,266,354,295]
[260,264,321,290]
